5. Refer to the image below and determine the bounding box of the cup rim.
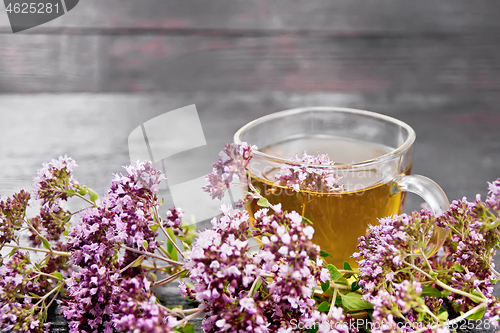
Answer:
[233,106,416,169]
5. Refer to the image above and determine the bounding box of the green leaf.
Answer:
[9,247,17,257]
[132,256,145,267]
[441,289,451,298]
[149,273,158,282]
[249,277,262,296]
[28,292,40,298]
[77,189,87,196]
[466,306,485,320]
[335,276,350,287]
[340,292,373,311]
[41,237,51,251]
[351,281,360,292]
[317,301,330,312]
[305,328,319,333]
[343,262,352,271]
[51,272,64,280]
[470,291,484,303]
[421,285,441,298]
[321,281,330,292]
[64,189,76,196]
[166,227,179,261]
[149,224,160,232]
[167,241,178,261]
[302,216,313,225]
[451,263,464,272]
[484,219,500,230]
[63,230,69,237]
[343,261,354,278]
[437,310,448,321]
[178,323,195,333]
[183,280,195,290]
[319,250,332,258]
[327,264,341,281]
[257,198,269,207]
[88,189,98,202]
[142,240,149,250]
[40,255,51,268]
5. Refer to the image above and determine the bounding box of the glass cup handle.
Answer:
[394,174,450,257]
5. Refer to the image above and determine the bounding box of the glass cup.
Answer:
[234,107,449,267]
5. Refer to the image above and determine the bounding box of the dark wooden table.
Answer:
[1,1,500,332]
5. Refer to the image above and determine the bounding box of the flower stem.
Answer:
[328,287,338,317]
[330,282,351,291]
[160,224,185,260]
[24,220,52,254]
[120,255,146,274]
[152,269,188,287]
[176,308,204,326]
[44,284,63,312]
[446,302,487,326]
[403,261,485,303]
[74,193,97,206]
[3,243,71,257]
[491,265,500,278]
[338,269,360,274]
[36,271,65,282]
[34,282,64,308]
[120,245,184,266]
[419,248,434,273]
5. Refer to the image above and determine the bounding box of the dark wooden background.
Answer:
[0,1,500,332]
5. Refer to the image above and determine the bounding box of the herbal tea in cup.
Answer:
[234,107,449,267]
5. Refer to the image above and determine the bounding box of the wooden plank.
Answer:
[1,34,500,94]
[1,0,500,33]
[1,92,499,200]
[0,34,100,92]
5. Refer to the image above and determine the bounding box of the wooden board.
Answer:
[1,33,500,93]
[1,0,500,33]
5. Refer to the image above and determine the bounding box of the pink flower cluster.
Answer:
[203,142,256,200]
[486,179,500,211]
[355,184,500,331]
[0,252,52,333]
[275,152,343,193]
[62,160,175,332]
[32,155,79,212]
[0,190,30,245]
[184,204,343,332]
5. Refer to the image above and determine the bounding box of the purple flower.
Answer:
[164,207,184,229]
[356,189,500,328]
[32,155,79,212]
[62,161,174,332]
[61,266,119,333]
[486,178,500,211]
[275,152,343,193]
[203,142,256,200]
[185,204,326,332]
[0,190,30,244]
[0,251,54,333]
[113,277,176,332]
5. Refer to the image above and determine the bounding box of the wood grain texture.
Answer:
[1,92,499,202]
[1,0,500,33]
[1,93,500,332]
[1,34,500,94]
